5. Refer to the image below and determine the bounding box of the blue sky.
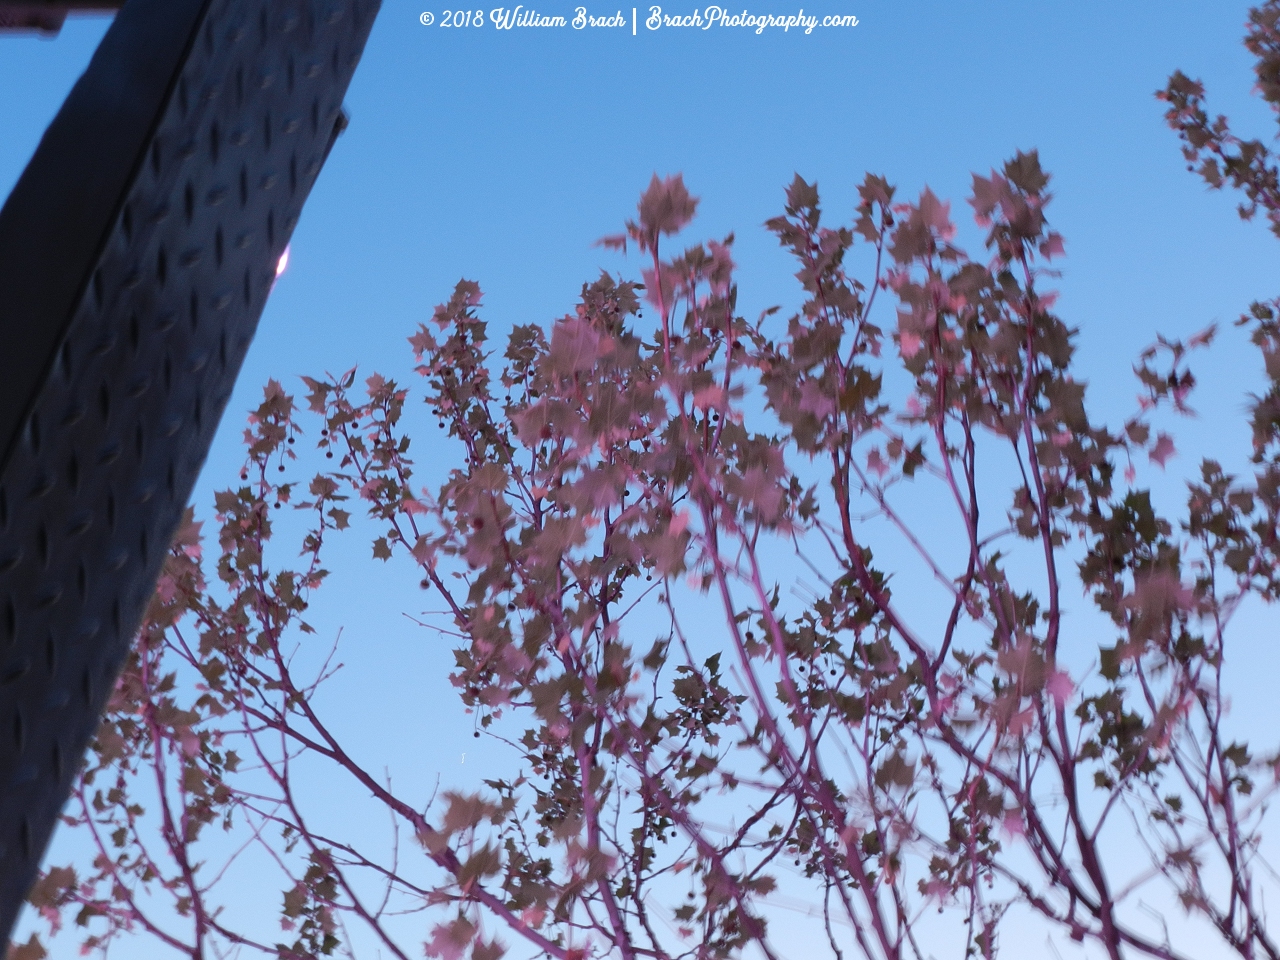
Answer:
[4,1,1275,474]
[2,1,1279,956]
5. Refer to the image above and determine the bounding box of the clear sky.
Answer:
[2,1,1278,957]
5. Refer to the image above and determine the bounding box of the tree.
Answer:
[11,4,1280,959]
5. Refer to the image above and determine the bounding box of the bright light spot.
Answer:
[275,245,290,278]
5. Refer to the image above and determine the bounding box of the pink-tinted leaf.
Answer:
[1046,670,1074,708]
[867,448,889,479]
[638,173,698,241]
[1149,433,1177,468]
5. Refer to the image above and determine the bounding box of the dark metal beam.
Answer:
[0,0,379,941]
[0,1,122,35]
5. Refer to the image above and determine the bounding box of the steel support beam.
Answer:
[0,0,379,940]
[0,2,122,36]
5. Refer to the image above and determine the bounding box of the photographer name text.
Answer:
[417,6,858,34]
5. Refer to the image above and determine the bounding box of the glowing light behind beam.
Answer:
[269,245,290,294]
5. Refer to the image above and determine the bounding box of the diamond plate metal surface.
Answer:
[0,2,123,36]
[0,0,379,938]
